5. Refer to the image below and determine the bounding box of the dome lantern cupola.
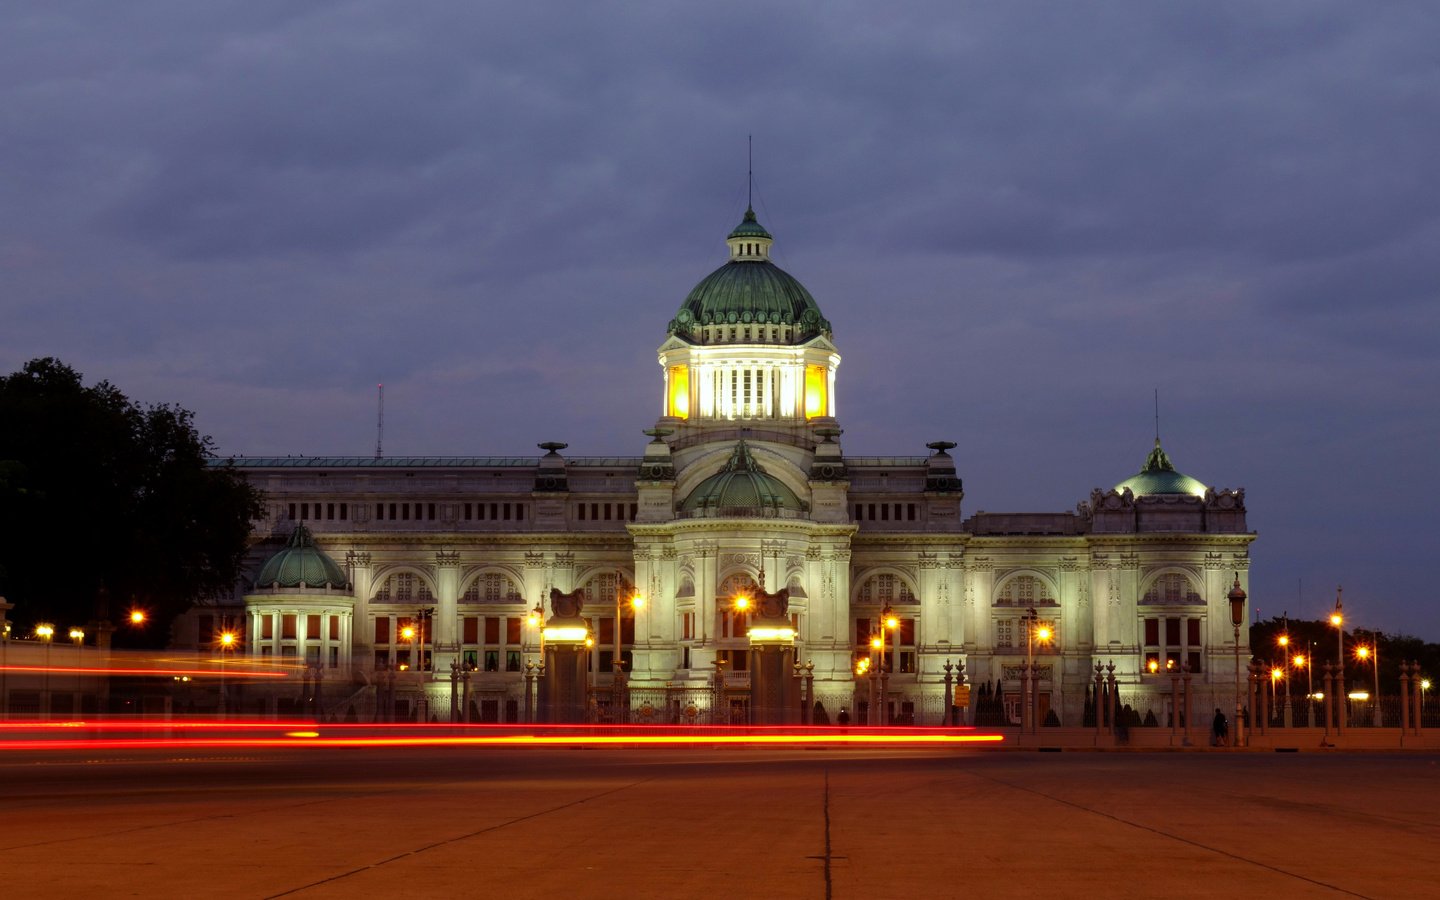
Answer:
[725,207,774,261]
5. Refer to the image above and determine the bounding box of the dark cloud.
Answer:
[2,0,1437,635]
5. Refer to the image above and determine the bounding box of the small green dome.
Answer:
[727,207,773,240]
[668,209,831,341]
[680,442,806,514]
[255,524,350,589]
[1114,440,1209,498]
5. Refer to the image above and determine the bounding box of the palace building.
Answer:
[206,206,1254,726]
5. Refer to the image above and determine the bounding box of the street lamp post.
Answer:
[36,624,54,720]
[69,628,85,710]
[1330,590,1345,733]
[879,604,897,727]
[1368,632,1381,727]
[217,629,236,718]
[612,573,644,725]
[1227,575,1247,748]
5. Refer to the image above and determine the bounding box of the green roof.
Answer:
[669,210,831,340]
[254,524,351,589]
[679,442,806,513]
[727,207,773,239]
[1114,440,1209,498]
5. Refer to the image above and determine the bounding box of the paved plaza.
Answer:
[2,745,1436,898]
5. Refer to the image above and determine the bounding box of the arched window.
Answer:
[856,573,917,604]
[462,572,523,604]
[373,572,434,604]
[995,575,1054,606]
[583,572,634,605]
[676,576,695,599]
[1141,573,1203,605]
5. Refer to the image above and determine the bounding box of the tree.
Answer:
[0,358,263,645]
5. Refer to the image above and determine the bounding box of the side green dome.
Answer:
[668,208,832,341]
[254,524,350,589]
[1114,440,1209,498]
[679,442,806,514]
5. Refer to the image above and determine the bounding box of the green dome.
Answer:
[727,207,773,239]
[254,524,350,589]
[1114,440,1209,498]
[668,209,831,341]
[679,442,806,514]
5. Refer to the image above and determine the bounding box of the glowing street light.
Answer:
[69,628,84,702]
[128,609,147,626]
[217,629,237,719]
[36,624,54,720]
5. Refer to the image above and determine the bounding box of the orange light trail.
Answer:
[0,665,288,679]
[0,721,1005,750]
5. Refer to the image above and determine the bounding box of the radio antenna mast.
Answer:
[375,383,385,459]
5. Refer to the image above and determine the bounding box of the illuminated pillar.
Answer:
[541,618,590,724]
[749,619,798,725]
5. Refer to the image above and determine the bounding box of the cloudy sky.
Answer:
[4,2,1437,636]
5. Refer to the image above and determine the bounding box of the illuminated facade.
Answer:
[205,207,1254,726]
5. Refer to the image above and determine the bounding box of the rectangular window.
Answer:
[307,615,321,639]
[881,504,889,521]
[389,503,397,520]
[306,645,320,664]
[503,503,511,520]
[301,503,309,520]
[629,504,637,521]
[463,617,478,644]
[868,504,876,520]
[517,505,525,521]
[464,503,473,521]
[856,618,873,645]
[900,651,917,673]
[682,612,694,640]
[899,618,916,646]
[506,650,521,672]
[485,617,500,644]
[375,649,388,669]
[376,503,384,520]
[282,615,296,640]
[1187,617,1201,645]
[261,616,274,640]
[340,503,348,520]
[327,503,334,520]
[491,503,499,520]
[1144,618,1160,646]
[591,503,599,520]
[682,646,691,668]
[401,503,409,521]
[428,503,436,520]
[484,650,499,672]
[599,618,615,644]
[329,647,339,668]
[1166,618,1181,645]
[907,504,916,521]
[375,618,390,643]
[506,617,521,644]
[288,503,297,521]
[329,617,339,640]
[854,505,863,520]
[578,504,586,520]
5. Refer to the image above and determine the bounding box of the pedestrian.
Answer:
[1212,708,1228,747]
